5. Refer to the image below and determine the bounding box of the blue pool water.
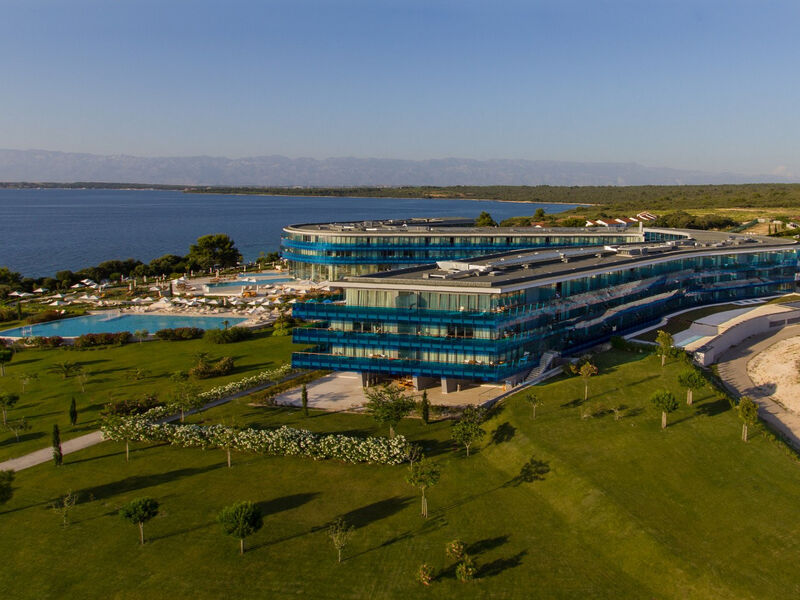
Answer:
[208,277,292,289]
[0,314,247,338]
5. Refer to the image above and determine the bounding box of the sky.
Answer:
[1,0,798,177]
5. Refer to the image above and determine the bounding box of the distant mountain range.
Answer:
[0,149,793,187]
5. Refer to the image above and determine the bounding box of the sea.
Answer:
[0,188,579,278]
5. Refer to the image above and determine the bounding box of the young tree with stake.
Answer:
[738,396,759,442]
[0,391,19,426]
[119,497,159,545]
[526,393,542,419]
[301,384,309,416]
[655,330,674,367]
[571,361,598,402]
[327,517,355,563]
[650,390,679,429]
[678,370,705,406]
[451,419,485,457]
[217,501,263,555]
[406,456,441,518]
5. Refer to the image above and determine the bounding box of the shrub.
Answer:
[74,331,131,348]
[102,394,160,416]
[204,326,253,344]
[189,356,235,379]
[29,336,64,348]
[154,327,204,341]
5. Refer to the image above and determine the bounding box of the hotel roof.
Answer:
[338,228,798,292]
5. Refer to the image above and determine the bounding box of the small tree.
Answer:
[52,424,63,466]
[69,397,78,426]
[0,391,19,426]
[217,501,263,555]
[77,371,89,393]
[417,563,434,586]
[677,370,705,406]
[655,330,674,367]
[169,380,202,422]
[405,442,422,467]
[738,395,759,442]
[301,384,309,417]
[456,555,477,582]
[51,490,79,527]
[327,517,355,563]
[475,211,498,227]
[526,393,542,419]
[0,470,14,505]
[571,361,598,402]
[446,539,466,561]
[364,384,416,437]
[48,360,82,379]
[0,348,12,376]
[451,419,485,457]
[17,372,37,393]
[419,390,430,424]
[6,416,30,441]
[406,456,441,518]
[134,329,149,343]
[650,390,679,429]
[119,497,160,545]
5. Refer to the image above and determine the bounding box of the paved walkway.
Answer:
[273,371,506,411]
[716,324,800,448]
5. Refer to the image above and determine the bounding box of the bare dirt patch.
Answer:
[747,337,800,413]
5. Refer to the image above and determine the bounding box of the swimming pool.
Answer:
[0,314,247,338]
[207,277,292,289]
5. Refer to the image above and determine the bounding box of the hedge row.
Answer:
[155,327,204,341]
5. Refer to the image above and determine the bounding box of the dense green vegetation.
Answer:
[4,349,798,597]
[0,329,301,461]
[182,183,800,212]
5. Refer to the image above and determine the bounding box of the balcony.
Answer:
[291,327,533,353]
[290,352,530,382]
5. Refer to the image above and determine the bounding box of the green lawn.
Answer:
[0,330,303,461]
[2,349,800,598]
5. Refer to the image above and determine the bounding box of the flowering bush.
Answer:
[196,364,293,403]
[101,405,408,465]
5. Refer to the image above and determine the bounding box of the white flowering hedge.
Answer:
[196,364,293,403]
[101,406,408,465]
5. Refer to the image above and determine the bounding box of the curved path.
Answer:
[715,324,800,449]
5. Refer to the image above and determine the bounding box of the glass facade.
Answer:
[291,247,799,382]
[281,224,646,280]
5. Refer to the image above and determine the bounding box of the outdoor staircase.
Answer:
[523,350,560,383]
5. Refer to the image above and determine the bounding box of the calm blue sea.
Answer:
[0,189,578,278]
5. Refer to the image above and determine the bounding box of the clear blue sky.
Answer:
[1,0,798,176]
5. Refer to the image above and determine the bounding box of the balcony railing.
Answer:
[290,352,530,381]
[291,327,533,353]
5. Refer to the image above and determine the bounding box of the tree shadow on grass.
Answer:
[73,463,225,501]
[347,514,448,561]
[0,430,45,447]
[468,535,509,555]
[411,437,453,458]
[338,496,412,529]
[625,407,645,418]
[561,397,586,409]
[256,492,319,518]
[491,422,516,444]
[65,449,128,465]
[695,397,731,417]
[478,550,528,578]
[504,456,550,487]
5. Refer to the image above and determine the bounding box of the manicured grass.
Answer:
[0,330,303,461]
[3,349,800,598]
